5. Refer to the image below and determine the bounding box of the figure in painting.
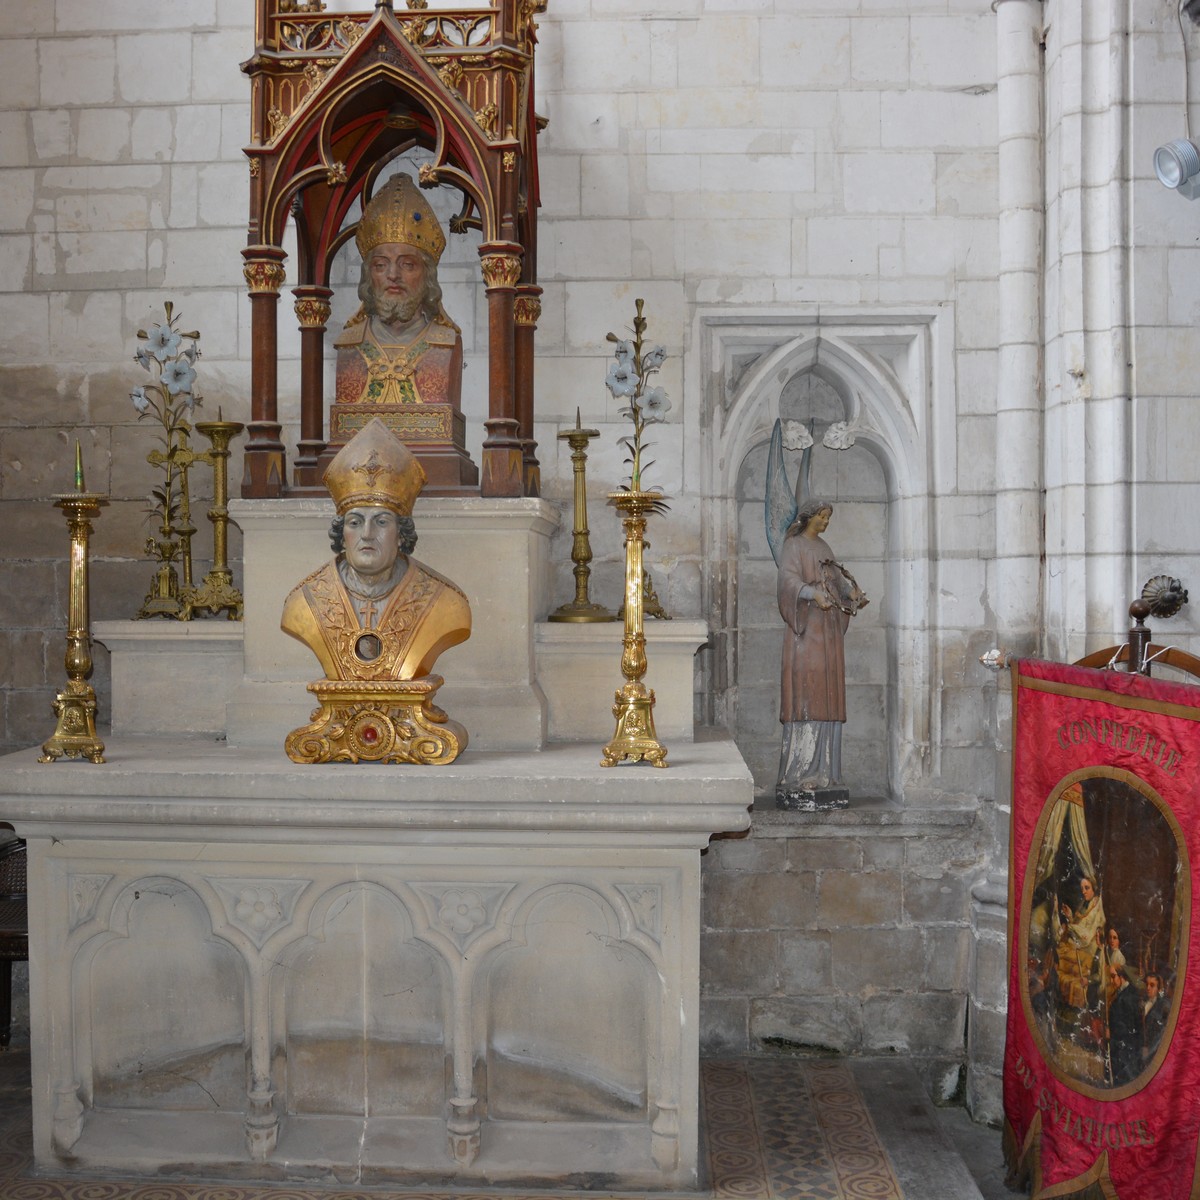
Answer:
[1106,966,1142,1086]
[282,417,471,764]
[776,500,868,805]
[1143,972,1170,1064]
[328,174,477,489]
[1053,874,1106,1011]
[1023,775,1185,1090]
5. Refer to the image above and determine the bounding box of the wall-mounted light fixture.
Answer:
[1158,3,1200,198]
[1155,138,1200,199]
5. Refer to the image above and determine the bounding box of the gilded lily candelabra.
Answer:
[131,303,244,620]
[599,298,672,767]
[40,445,107,764]
[601,489,669,768]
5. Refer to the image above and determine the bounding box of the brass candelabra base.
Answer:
[285,676,466,765]
[548,599,615,623]
[601,680,667,768]
[39,679,105,764]
[185,569,244,621]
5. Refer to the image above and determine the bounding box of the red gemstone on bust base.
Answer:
[361,725,380,744]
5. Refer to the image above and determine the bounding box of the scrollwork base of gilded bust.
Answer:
[282,418,471,765]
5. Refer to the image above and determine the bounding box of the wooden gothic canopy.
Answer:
[240,0,546,498]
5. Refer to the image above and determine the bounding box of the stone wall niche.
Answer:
[696,310,951,802]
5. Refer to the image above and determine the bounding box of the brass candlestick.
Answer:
[600,490,668,768]
[549,409,615,622]
[186,412,245,620]
[40,444,107,764]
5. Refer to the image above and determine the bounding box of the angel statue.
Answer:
[765,419,869,810]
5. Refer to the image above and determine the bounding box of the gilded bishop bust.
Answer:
[328,174,478,491]
[282,418,471,764]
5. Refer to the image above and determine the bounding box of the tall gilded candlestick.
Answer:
[186,411,245,620]
[549,409,615,623]
[40,444,108,764]
[600,489,669,768]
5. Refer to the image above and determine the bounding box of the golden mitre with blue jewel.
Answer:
[281,418,471,765]
[355,173,446,263]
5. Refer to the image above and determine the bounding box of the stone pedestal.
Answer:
[228,496,559,751]
[94,620,244,737]
[2,735,751,1189]
[535,619,708,743]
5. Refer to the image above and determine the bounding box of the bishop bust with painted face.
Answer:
[282,417,471,685]
[328,175,477,491]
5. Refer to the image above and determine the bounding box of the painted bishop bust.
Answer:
[282,418,471,764]
[328,174,477,490]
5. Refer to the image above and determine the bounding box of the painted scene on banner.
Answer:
[1023,773,1186,1094]
[1005,658,1200,1200]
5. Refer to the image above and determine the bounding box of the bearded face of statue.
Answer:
[363,242,431,327]
[342,506,402,582]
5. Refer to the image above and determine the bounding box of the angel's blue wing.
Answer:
[765,419,798,566]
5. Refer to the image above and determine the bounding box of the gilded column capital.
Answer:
[514,295,542,327]
[242,246,287,296]
[479,244,523,290]
[292,286,334,330]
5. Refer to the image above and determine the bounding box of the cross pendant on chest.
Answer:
[360,598,379,629]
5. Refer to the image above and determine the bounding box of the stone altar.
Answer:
[1,736,751,1188]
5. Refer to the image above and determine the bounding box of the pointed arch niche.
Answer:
[694,309,956,802]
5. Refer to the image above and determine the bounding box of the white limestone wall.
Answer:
[0,1,1007,807]
[1124,0,1200,660]
[0,1,256,750]
[1042,0,1200,666]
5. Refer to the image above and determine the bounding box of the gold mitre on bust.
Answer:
[323,417,428,516]
[355,173,446,263]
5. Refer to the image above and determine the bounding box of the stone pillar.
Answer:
[992,0,1045,655]
[1042,0,1132,660]
[966,874,1008,1123]
[514,286,542,497]
[479,244,524,497]
[291,286,333,490]
[241,246,288,498]
[978,0,1046,1121]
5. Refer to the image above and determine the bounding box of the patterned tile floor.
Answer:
[0,1050,1007,1200]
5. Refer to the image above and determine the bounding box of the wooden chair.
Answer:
[0,839,27,1049]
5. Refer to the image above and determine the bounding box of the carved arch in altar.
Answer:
[478,882,665,1124]
[65,876,248,1119]
[241,0,545,499]
[694,309,955,801]
[50,864,685,1171]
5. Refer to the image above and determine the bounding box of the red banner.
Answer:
[1005,658,1200,1198]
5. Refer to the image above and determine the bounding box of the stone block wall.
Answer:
[0,2,1009,759]
[699,804,989,1109]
